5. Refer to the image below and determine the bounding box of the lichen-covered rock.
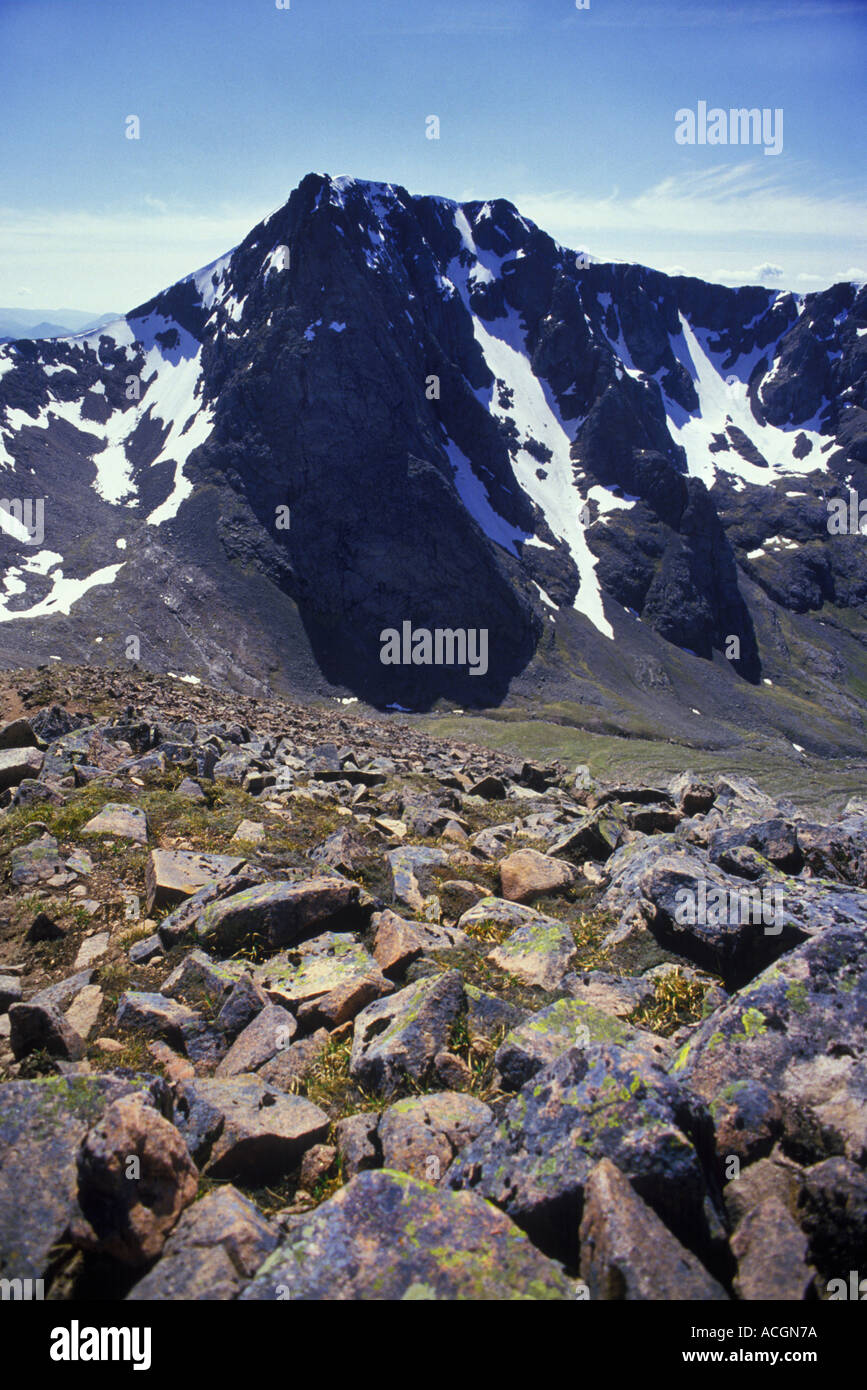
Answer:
[126,1186,278,1300]
[579,1158,728,1300]
[0,1075,165,1280]
[72,1092,199,1265]
[350,970,465,1095]
[448,1041,718,1268]
[253,933,383,1011]
[173,1075,329,1181]
[196,877,371,952]
[240,1169,575,1300]
[487,915,577,991]
[378,1092,493,1182]
[10,833,64,887]
[671,923,867,1164]
[494,997,667,1091]
[81,802,149,844]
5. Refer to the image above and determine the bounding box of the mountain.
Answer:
[0,173,865,752]
[0,309,118,341]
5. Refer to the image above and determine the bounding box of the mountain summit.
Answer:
[0,173,865,747]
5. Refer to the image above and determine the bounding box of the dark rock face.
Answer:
[0,175,865,735]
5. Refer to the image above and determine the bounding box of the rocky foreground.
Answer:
[0,669,865,1301]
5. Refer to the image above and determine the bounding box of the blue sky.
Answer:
[0,0,864,312]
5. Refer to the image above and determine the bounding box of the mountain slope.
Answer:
[0,173,865,750]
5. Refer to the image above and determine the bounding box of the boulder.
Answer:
[145,849,245,913]
[172,1075,329,1181]
[72,1092,198,1265]
[579,1158,728,1300]
[350,970,465,1095]
[127,1186,277,1300]
[240,1169,574,1300]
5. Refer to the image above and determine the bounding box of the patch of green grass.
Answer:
[628,968,707,1036]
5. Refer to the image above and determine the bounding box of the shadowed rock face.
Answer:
[0,174,865,721]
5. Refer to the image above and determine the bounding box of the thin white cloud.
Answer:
[0,200,277,310]
[517,164,867,241]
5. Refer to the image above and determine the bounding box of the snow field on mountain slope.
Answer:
[0,313,213,523]
[663,315,828,487]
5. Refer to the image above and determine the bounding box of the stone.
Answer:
[72,1092,199,1265]
[466,775,507,799]
[0,1074,164,1279]
[433,1050,473,1089]
[0,975,24,1013]
[487,915,577,991]
[731,1198,815,1300]
[196,876,371,952]
[796,1157,867,1274]
[494,997,666,1091]
[241,1169,574,1300]
[299,1143,336,1190]
[378,1092,493,1182]
[73,931,110,970]
[11,834,64,887]
[547,808,628,864]
[0,745,44,789]
[215,973,270,1037]
[464,984,525,1040]
[297,970,392,1030]
[579,1158,727,1300]
[162,949,245,1004]
[386,846,448,914]
[64,985,103,1041]
[115,991,204,1051]
[254,934,383,1011]
[9,1000,85,1061]
[127,1186,277,1300]
[448,1041,716,1268]
[215,1004,297,1077]
[145,848,245,913]
[498,848,576,903]
[157,868,272,947]
[30,968,96,1013]
[0,716,36,750]
[173,1075,330,1181]
[257,1029,330,1091]
[350,970,465,1095]
[371,909,468,976]
[129,934,163,964]
[333,1112,380,1179]
[672,923,867,1165]
[231,820,266,844]
[176,778,207,802]
[82,803,148,845]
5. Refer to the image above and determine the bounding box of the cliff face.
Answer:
[0,174,865,736]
